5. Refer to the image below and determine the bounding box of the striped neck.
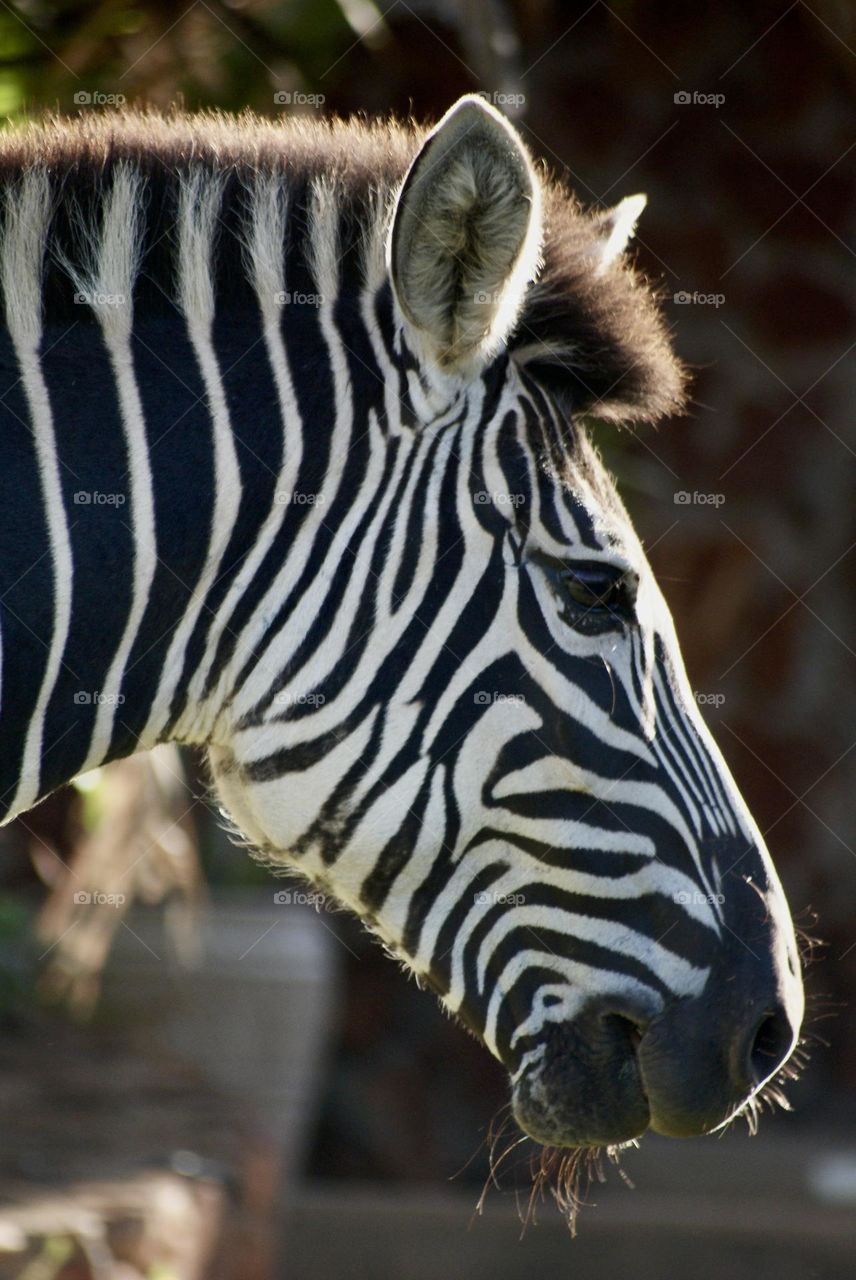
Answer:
[0,160,404,821]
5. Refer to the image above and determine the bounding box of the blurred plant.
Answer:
[34,746,203,1017]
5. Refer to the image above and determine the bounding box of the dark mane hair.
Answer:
[0,107,685,424]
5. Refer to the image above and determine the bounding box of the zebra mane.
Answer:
[0,108,684,425]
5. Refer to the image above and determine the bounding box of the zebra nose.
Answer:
[637,990,800,1139]
[510,986,800,1149]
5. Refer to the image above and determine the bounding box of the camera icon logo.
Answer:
[73,891,92,905]
[674,91,691,105]
[73,691,92,704]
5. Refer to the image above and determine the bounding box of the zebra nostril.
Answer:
[744,1006,795,1087]
[602,1011,646,1056]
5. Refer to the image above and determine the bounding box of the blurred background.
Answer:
[0,2,854,1277]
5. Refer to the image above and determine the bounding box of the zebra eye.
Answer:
[555,563,636,633]
[561,567,621,608]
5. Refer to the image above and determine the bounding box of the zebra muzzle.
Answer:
[511,979,799,1148]
[636,990,798,1141]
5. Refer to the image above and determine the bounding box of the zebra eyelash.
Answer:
[528,552,638,635]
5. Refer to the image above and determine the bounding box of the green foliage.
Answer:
[0,0,374,119]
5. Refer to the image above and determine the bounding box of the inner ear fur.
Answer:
[389,95,542,376]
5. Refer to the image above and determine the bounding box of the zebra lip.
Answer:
[511,1018,651,1148]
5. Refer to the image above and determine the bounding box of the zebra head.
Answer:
[208,97,803,1149]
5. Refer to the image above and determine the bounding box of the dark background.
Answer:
[0,0,853,1224]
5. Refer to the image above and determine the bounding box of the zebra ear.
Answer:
[590,193,647,276]
[389,94,542,376]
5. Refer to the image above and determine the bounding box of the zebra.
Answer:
[0,95,803,1151]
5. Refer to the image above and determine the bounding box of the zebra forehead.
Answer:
[522,413,639,554]
[0,107,684,426]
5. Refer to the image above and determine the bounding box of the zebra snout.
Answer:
[637,989,801,1141]
[636,870,804,1141]
[510,976,801,1150]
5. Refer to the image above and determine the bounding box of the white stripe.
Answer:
[3,169,74,817]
